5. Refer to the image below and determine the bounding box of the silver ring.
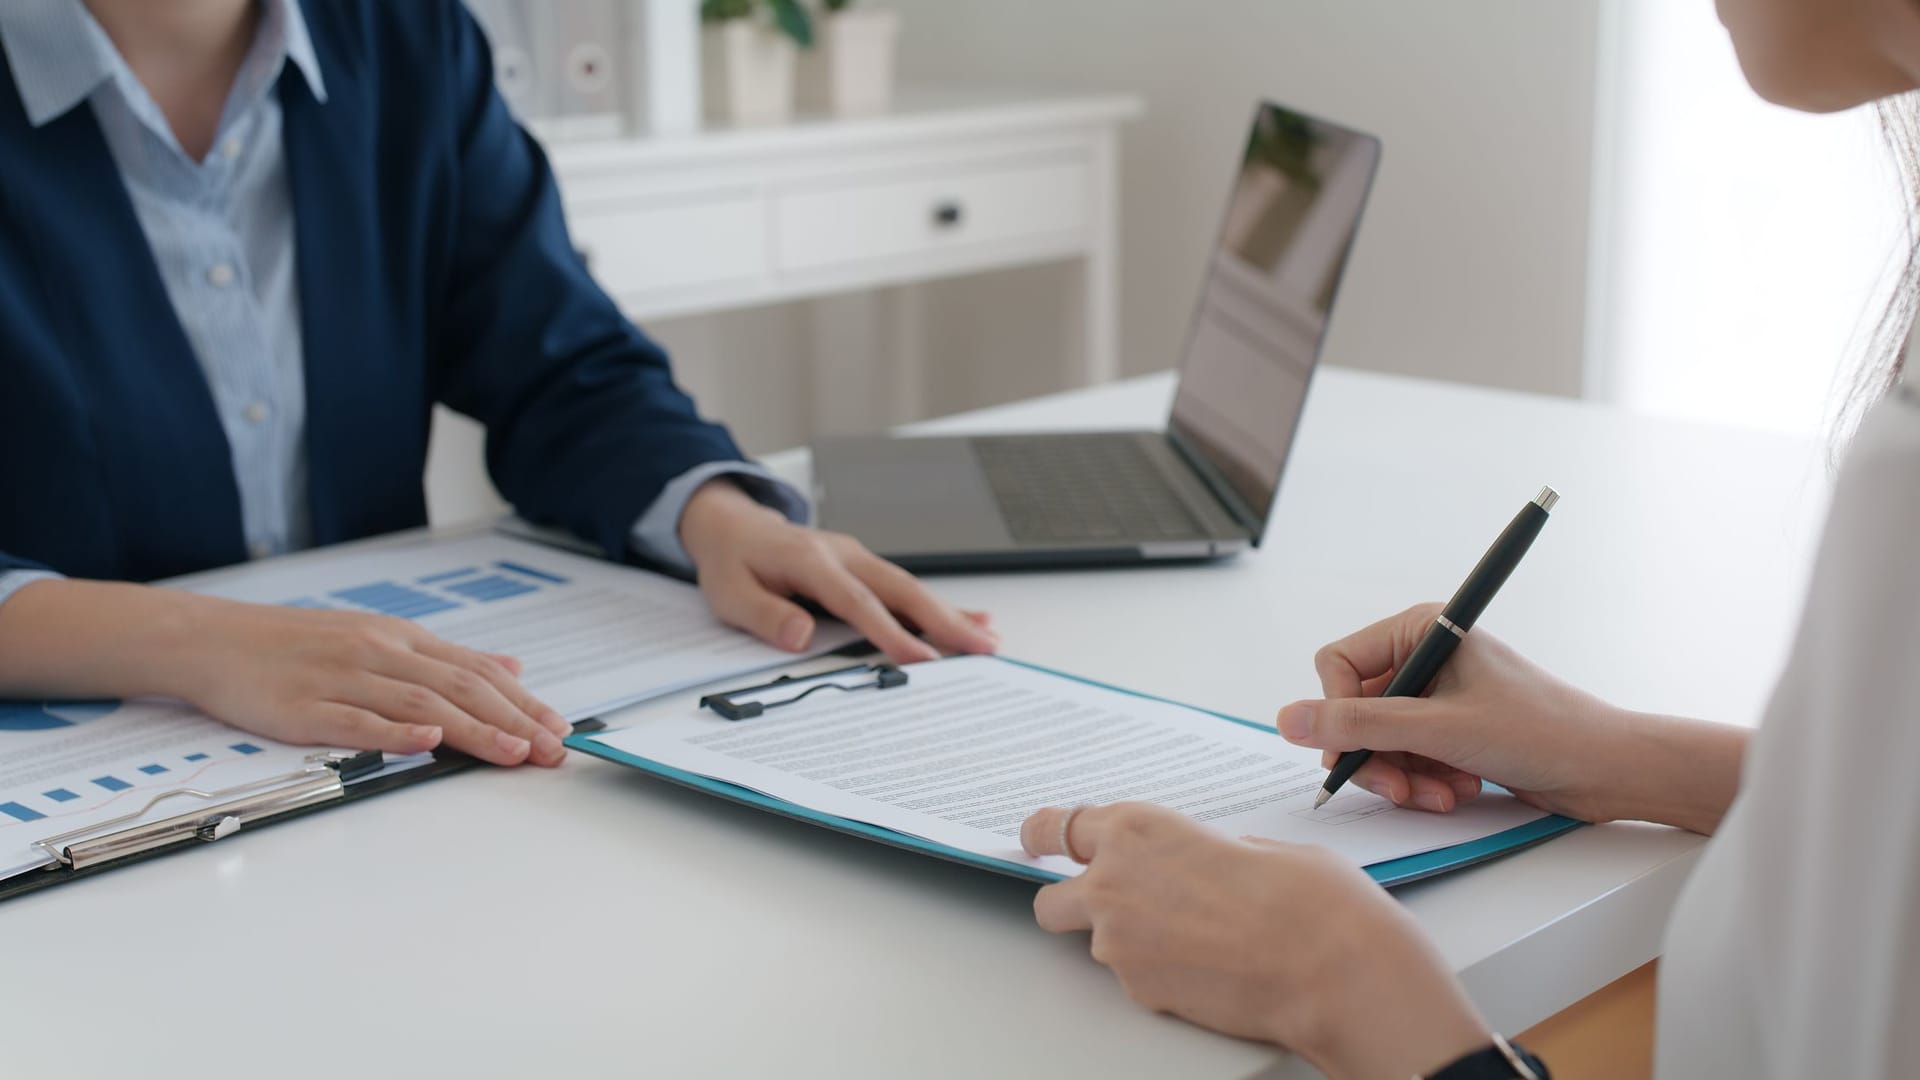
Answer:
[1059,805,1088,864]
[1436,615,1466,639]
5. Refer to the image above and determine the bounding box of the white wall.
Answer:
[888,0,1603,398]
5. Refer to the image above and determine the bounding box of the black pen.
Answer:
[1313,486,1560,809]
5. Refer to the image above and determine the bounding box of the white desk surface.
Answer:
[1,367,1829,1079]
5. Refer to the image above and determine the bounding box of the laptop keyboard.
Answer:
[974,435,1208,544]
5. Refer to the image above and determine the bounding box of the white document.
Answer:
[0,531,858,882]
[587,656,1549,878]
[185,532,861,720]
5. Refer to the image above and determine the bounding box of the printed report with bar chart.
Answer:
[0,531,859,881]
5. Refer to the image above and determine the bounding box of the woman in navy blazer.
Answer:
[0,0,995,767]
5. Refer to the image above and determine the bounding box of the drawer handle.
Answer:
[931,201,964,229]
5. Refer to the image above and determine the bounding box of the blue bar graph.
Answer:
[332,581,463,618]
[0,801,45,822]
[93,775,131,792]
[230,742,263,755]
[44,788,78,803]
[445,574,538,603]
[284,597,330,609]
[185,752,209,762]
[495,560,568,585]
[418,567,479,584]
[138,763,168,776]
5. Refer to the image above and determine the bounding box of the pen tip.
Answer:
[1533,486,1561,512]
[1312,789,1332,810]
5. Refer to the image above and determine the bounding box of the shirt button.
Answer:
[243,401,269,425]
[206,263,236,288]
[222,137,243,161]
[248,541,272,561]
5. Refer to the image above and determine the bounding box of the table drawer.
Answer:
[773,157,1089,273]
[572,194,768,297]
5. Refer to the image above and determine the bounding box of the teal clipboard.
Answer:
[566,655,1581,888]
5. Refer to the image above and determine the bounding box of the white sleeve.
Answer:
[1656,381,1920,1077]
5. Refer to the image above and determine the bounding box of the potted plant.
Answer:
[700,0,813,125]
[797,0,902,116]
[1222,108,1326,272]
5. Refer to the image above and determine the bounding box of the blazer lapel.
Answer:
[280,61,428,547]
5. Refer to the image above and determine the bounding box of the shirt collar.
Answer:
[0,0,326,130]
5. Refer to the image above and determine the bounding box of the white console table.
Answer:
[547,88,1139,393]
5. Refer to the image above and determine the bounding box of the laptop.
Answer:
[812,101,1382,572]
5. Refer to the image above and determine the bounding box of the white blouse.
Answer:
[1656,335,1920,1076]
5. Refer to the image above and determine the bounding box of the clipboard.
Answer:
[567,657,1581,888]
[0,719,605,904]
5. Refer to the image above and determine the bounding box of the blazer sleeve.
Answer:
[427,5,748,560]
[0,551,55,576]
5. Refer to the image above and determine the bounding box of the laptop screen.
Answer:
[1167,103,1381,541]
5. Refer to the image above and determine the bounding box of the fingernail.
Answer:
[1277,703,1314,741]
[534,731,566,764]
[1416,792,1447,812]
[910,641,940,663]
[494,730,530,760]
[779,615,812,652]
[541,709,570,738]
[410,725,444,748]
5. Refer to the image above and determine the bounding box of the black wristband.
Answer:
[1424,1036,1549,1080]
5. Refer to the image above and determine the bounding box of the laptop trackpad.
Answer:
[816,437,1014,556]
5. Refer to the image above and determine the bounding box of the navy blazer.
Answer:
[0,1,745,583]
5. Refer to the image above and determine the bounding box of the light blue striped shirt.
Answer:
[0,0,803,611]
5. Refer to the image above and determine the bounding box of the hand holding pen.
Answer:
[1277,485,1745,834]
[1310,487,1559,808]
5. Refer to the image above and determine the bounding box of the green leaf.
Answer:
[700,0,753,23]
[767,0,814,47]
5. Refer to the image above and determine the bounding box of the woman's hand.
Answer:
[175,600,572,766]
[1020,802,1490,1079]
[679,479,999,664]
[1279,604,1747,833]
[0,580,571,766]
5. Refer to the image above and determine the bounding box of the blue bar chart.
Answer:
[329,582,463,619]
[298,559,572,618]
[3,741,284,831]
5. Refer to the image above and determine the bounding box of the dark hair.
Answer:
[1834,93,1919,454]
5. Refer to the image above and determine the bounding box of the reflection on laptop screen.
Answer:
[1168,104,1380,538]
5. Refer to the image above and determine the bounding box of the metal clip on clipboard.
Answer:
[700,662,909,721]
[30,749,387,871]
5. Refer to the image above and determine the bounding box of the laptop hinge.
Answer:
[1165,426,1265,542]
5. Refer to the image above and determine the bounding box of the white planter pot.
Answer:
[798,8,901,116]
[702,21,798,126]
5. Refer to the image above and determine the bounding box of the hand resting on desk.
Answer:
[1019,802,1492,1079]
[678,479,999,664]
[0,580,570,767]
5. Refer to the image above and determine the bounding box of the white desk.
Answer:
[1,368,1828,1078]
